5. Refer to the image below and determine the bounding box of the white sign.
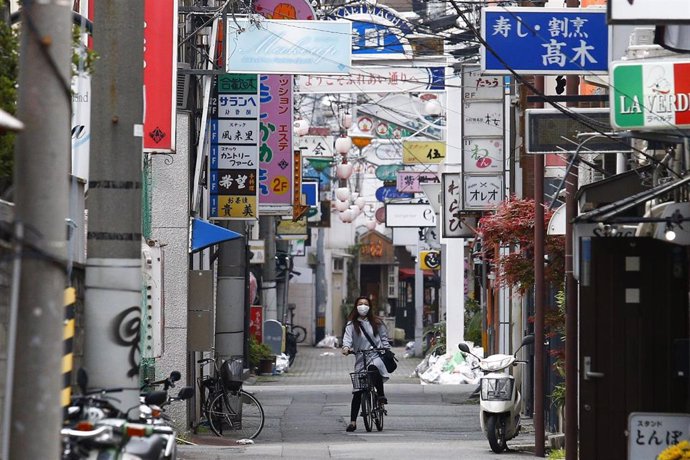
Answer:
[296,66,445,93]
[463,137,504,173]
[226,19,352,74]
[463,100,504,136]
[299,135,335,158]
[441,173,474,238]
[462,65,503,101]
[610,0,690,23]
[628,412,690,460]
[385,203,436,228]
[463,174,503,210]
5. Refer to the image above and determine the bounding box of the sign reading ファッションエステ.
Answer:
[610,59,690,130]
[481,8,608,75]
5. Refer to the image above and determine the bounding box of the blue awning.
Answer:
[190,218,242,253]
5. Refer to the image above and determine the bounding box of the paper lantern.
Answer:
[335,187,351,202]
[336,162,353,180]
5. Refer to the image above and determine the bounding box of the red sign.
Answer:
[250,306,263,342]
[143,0,177,152]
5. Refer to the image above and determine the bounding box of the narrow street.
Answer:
[179,345,537,459]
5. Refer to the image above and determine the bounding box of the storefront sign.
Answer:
[396,171,439,193]
[226,19,352,74]
[463,174,503,210]
[385,203,436,228]
[611,59,690,130]
[628,412,690,460]
[481,8,608,74]
[296,66,444,93]
[402,141,446,164]
[609,0,690,24]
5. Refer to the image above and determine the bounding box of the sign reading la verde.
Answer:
[481,7,608,75]
[611,59,690,130]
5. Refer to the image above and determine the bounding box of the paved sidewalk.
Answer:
[250,344,423,386]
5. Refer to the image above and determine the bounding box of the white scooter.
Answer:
[458,335,534,453]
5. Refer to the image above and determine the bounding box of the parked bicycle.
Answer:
[349,348,387,432]
[194,356,264,439]
[284,303,307,344]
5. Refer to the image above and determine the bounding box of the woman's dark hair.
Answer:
[347,295,381,336]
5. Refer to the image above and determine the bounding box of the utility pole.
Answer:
[259,215,277,321]
[83,0,144,417]
[216,221,247,362]
[8,2,71,458]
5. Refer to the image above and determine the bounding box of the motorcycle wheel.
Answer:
[486,414,507,453]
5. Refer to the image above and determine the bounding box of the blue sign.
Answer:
[301,182,318,207]
[328,3,415,57]
[481,7,608,75]
[375,186,414,202]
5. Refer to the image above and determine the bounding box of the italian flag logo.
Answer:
[612,60,690,129]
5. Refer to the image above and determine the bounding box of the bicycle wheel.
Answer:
[292,325,307,343]
[361,390,373,432]
[374,396,384,432]
[207,390,265,439]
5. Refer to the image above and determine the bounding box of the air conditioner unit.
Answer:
[177,63,190,109]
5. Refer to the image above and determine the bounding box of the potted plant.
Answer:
[249,336,275,375]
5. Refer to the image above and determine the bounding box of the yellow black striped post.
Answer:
[62,287,76,411]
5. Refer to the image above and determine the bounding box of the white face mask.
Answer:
[357,305,370,316]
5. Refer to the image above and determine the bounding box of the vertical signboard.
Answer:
[441,173,476,238]
[209,74,260,220]
[461,65,505,211]
[144,0,177,152]
[258,75,293,212]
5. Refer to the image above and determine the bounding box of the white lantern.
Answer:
[339,210,354,223]
[336,162,354,180]
[334,136,352,155]
[335,187,351,202]
[354,196,366,209]
[366,220,377,231]
[334,199,349,212]
[293,119,310,136]
[349,205,361,218]
[424,98,443,117]
[340,112,353,129]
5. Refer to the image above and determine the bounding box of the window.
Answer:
[387,265,398,298]
[333,258,344,272]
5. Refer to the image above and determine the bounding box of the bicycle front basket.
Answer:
[221,359,244,391]
[350,371,371,391]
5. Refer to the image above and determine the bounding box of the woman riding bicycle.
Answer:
[341,295,391,432]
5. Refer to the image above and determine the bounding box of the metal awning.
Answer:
[574,174,690,224]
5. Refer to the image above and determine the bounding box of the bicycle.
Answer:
[284,303,307,344]
[195,356,265,439]
[349,348,387,432]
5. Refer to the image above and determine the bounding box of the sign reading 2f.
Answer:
[481,7,608,75]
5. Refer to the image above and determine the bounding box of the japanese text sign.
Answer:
[463,66,504,101]
[296,67,445,93]
[441,173,476,238]
[299,135,335,158]
[627,412,690,460]
[402,141,446,164]
[481,8,608,75]
[259,75,293,209]
[209,74,259,220]
[396,171,439,194]
[463,174,503,210]
[463,138,504,173]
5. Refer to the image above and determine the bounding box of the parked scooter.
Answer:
[62,368,179,460]
[458,335,534,453]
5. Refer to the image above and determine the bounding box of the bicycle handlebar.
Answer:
[349,347,388,355]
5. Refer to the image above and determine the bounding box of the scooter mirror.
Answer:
[458,343,471,353]
[170,371,181,382]
[77,368,88,395]
[144,390,168,406]
[521,335,535,346]
[177,386,195,400]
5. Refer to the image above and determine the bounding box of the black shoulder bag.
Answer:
[360,324,398,373]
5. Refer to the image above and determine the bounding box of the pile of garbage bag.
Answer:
[316,334,339,348]
[415,343,484,385]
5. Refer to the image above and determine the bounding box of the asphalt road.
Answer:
[178,345,540,459]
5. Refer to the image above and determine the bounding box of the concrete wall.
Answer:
[150,112,191,430]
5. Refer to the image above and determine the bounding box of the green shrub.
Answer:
[248,336,273,369]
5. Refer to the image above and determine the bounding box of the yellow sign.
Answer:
[215,196,258,219]
[419,250,441,270]
[402,141,446,164]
